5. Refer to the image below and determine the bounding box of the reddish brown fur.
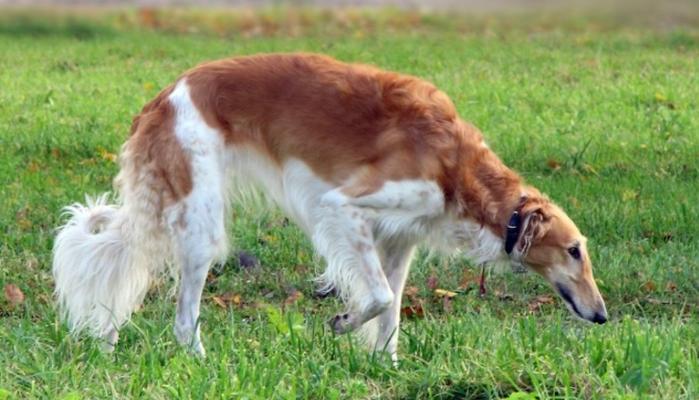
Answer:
[127,85,193,206]
[126,52,605,322]
[181,53,529,233]
[131,53,580,249]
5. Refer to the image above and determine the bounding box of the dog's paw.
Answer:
[329,313,356,334]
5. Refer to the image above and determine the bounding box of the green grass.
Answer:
[1,8,698,399]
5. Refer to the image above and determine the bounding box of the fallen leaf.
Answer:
[211,296,227,308]
[211,292,241,309]
[426,274,438,290]
[402,285,425,317]
[400,303,424,319]
[642,280,656,292]
[546,159,561,170]
[4,284,25,306]
[528,295,554,312]
[403,286,419,298]
[434,288,457,298]
[283,289,303,307]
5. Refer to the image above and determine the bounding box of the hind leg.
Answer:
[173,252,211,356]
[170,178,228,356]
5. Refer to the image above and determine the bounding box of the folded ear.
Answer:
[517,206,551,255]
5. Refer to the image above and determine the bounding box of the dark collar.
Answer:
[505,196,527,254]
[505,210,522,254]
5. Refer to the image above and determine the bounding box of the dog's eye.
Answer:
[567,246,581,260]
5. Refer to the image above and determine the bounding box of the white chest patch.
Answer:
[426,215,505,265]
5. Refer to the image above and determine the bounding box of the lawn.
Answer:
[0,8,697,399]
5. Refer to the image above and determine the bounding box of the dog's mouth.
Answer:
[556,283,583,319]
[555,283,607,324]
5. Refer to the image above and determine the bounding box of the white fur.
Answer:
[53,80,509,358]
[427,215,505,265]
[53,144,171,350]
[166,80,231,355]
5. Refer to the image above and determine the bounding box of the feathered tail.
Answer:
[52,184,169,344]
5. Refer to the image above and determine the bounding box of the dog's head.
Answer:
[508,194,607,324]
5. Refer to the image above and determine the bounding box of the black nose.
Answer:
[592,312,607,324]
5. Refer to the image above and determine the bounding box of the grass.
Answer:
[1,8,698,399]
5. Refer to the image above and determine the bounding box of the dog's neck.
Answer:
[446,123,531,239]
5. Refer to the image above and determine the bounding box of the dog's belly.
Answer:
[225,147,331,235]
[225,146,449,243]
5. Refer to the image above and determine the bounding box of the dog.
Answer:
[53,53,607,360]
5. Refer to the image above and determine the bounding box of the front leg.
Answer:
[314,193,395,335]
[318,178,443,358]
[359,240,415,362]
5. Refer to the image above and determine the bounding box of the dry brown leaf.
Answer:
[426,274,438,291]
[547,159,561,170]
[403,286,419,298]
[528,295,554,312]
[4,284,25,306]
[211,292,241,309]
[284,290,303,306]
[211,296,227,308]
[642,280,656,292]
[666,281,677,292]
[400,303,424,319]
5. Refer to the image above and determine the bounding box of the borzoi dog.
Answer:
[53,53,607,360]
